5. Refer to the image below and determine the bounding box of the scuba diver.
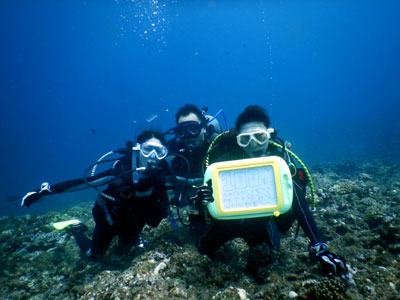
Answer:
[21,130,170,260]
[164,104,225,193]
[190,105,350,280]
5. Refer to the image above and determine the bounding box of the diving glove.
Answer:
[21,182,53,208]
[310,242,349,278]
[191,184,214,210]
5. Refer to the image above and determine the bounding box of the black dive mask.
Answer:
[172,121,203,139]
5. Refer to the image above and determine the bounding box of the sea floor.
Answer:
[1,159,399,300]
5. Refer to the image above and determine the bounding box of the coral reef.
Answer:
[1,159,399,299]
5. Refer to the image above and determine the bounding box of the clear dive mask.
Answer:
[140,142,168,160]
[132,142,168,184]
[236,128,275,147]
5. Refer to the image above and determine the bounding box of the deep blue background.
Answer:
[1,0,399,216]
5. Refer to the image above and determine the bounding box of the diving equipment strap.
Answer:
[96,195,114,226]
[100,192,116,202]
[269,140,316,210]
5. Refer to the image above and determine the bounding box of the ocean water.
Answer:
[1,0,399,217]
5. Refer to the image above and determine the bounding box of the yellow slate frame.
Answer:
[204,156,293,220]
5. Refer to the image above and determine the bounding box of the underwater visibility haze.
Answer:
[0,1,400,299]
[1,0,399,215]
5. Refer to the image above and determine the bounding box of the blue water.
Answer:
[1,0,399,216]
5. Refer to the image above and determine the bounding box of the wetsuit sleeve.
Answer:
[292,175,323,245]
[49,168,119,194]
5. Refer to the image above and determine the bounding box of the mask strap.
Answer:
[266,128,275,139]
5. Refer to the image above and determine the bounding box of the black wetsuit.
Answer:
[192,132,323,256]
[49,153,169,259]
[167,138,210,179]
[167,138,211,202]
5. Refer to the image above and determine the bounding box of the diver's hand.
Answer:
[198,184,214,203]
[310,243,349,278]
[318,251,348,276]
[21,182,53,208]
[191,184,214,209]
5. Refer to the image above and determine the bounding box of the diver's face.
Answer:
[237,121,270,158]
[177,113,205,148]
[138,137,165,168]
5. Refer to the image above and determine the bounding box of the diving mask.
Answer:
[172,121,203,139]
[140,142,168,160]
[236,128,274,147]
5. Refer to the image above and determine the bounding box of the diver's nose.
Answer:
[148,151,158,161]
[249,139,258,148]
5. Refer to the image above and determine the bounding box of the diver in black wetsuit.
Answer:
[21,130,170,260]
[165,104,222,195]
[190,105,349,279]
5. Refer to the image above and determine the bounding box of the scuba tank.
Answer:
[201,107,227,142]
